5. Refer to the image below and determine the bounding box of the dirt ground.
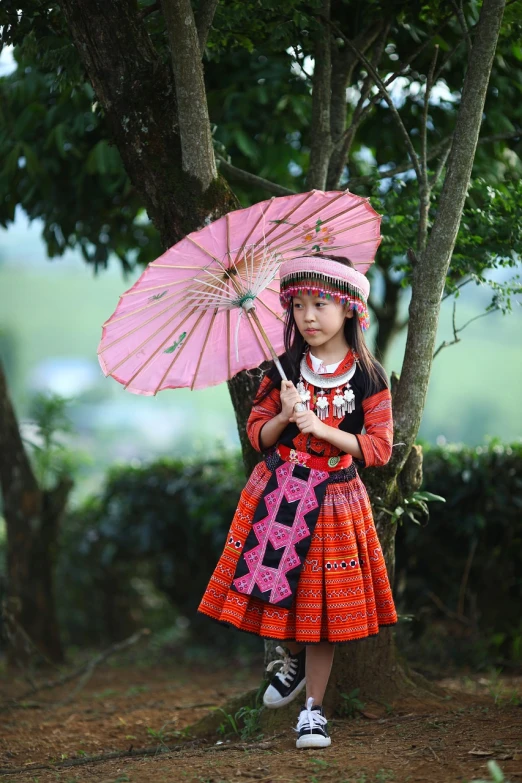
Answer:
[0,654,521,783]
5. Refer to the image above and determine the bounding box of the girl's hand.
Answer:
[290,408,327,439]
[280,380,303,421]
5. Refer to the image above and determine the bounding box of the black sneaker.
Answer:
[295,697,331,749]
[262,645,306,709]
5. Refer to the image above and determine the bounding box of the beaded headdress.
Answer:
[279,256,371,331]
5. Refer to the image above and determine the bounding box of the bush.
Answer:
[55,441,522,667]
[56,451,249,650]
[395,440,522,671]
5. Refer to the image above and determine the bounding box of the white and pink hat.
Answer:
[279,256,371,330]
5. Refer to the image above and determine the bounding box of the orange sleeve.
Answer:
[246,376,282,452]
[355,388,393,468]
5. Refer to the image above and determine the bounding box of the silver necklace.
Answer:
[297,354,357,421]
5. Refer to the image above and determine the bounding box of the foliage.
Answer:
[23,391,87,489]
[395,439,522,670]
[338,687,366,718]
[217,704,263,741]
[379,489,445,526]
[48,439,522,669]
[0,38,161,273]
[217,678,266,739]
[1,1,521,305]
[55,452,246,647]
[471,760,512,783]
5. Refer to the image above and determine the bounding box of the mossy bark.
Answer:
[0,363,71,666]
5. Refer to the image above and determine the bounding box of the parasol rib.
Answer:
[154,308,209,394]
[123,306,200,389]
[257,190,347,250]
[231,197,275,267]
[226,309,231,379]
[242,309,272,364]
[256,297,285,323]
[104,301,199,372]
[246,190,315,250]
[191,307,220,390]
[100,285,223,355]
[121,276,199,297]
[256,198,370,258]
[105,287,194,326]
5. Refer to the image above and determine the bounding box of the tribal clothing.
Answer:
[198,351,398,644]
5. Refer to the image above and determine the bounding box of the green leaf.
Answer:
[233,128,258,160]
[415,491,446,503]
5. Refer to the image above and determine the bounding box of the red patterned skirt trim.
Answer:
[197,461,398,644]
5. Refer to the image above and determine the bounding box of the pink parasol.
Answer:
[97,190,382,395]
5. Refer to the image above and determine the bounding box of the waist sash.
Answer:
[231,447,352,609]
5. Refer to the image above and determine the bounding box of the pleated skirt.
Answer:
[197,460,398,644]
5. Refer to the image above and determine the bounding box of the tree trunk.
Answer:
[58,0,237,249]
[328,0,505,704]
[0,362,70,666]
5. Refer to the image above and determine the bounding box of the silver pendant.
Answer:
[315,390,329,421]
[344,385,355,414]
[332,388,346,418]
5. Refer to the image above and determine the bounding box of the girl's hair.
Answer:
[257,253,388,402]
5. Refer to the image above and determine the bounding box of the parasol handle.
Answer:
[244,304,306,411]
[246,306,288,381]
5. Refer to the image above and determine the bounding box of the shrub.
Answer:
[395,440,522,670]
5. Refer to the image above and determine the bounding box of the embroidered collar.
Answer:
[305,348,356,378]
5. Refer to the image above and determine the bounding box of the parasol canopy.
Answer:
[97,189,382,395]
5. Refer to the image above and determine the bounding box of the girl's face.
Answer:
[292,294,353,347]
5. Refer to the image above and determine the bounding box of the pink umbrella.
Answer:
[97,190,382,395]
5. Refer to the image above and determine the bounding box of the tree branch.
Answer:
[323,17,423,184]
[451,0,473,54]
[417,45,439,253]
[58,0,237,246]
[327,21,383,189]
[290,46,314,80]
[345,130,520,190]
[392,0,506,469]
[433,300,499,359]
[441,277,474,302]
[216,155,295,196]
[160,0,217,189]
[430,143,452,187]
[196,0,219,54]
[0,362,38,504]
[328,20,390,189]
[306,0,332,190]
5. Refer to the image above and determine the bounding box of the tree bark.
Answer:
[306,1,333,190]
[0,362,70,666]
[58,0,236,249]
[161,0,217,190]
[327,22,387,190]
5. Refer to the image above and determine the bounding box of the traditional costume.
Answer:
[198,257,398,645]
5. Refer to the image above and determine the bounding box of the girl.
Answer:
[198,253,397,749]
